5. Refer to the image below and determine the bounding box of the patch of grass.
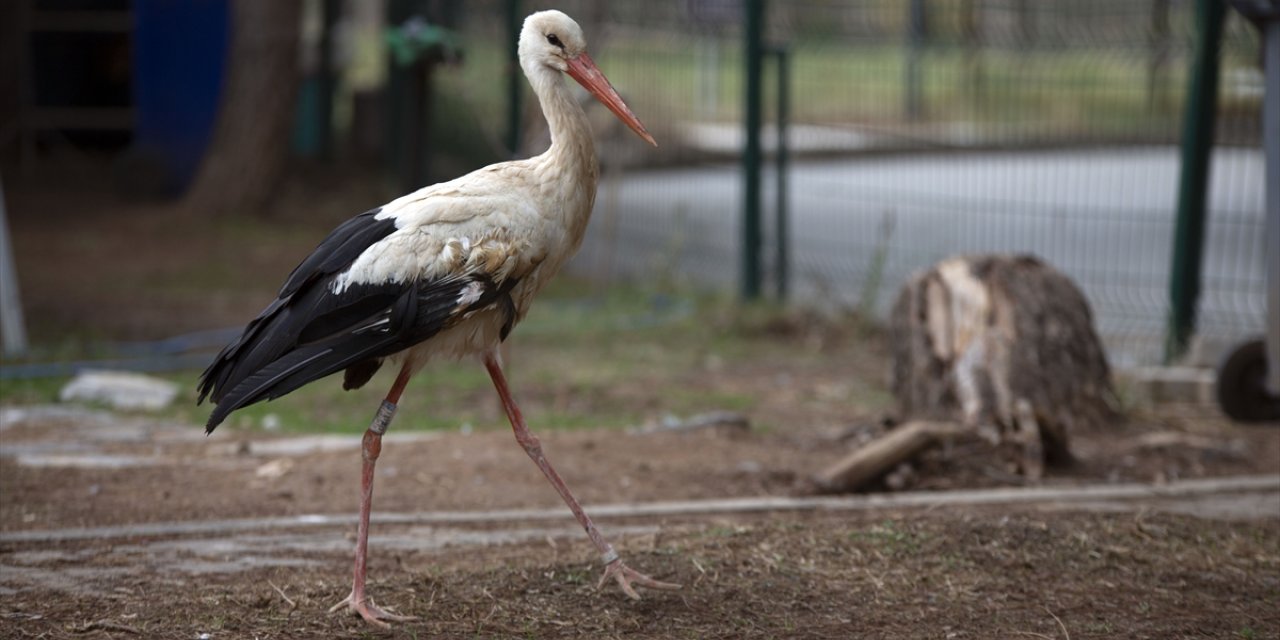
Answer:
[0,376,66,405]
[554,566,590,586]
[848,519,929,556]
[438,31,1249,142]
[3,281,872,435]
[705,525,749,538]
[665,387,757,415]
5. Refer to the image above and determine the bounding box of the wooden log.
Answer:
[811,420,964,492]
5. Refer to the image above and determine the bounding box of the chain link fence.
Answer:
[437,0,1266,367]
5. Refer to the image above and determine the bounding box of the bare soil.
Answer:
[3,179,1279,638]
[3,396,1278,639]
[1,505,1277,639]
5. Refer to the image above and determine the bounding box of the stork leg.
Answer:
[329,365,417,628]
[482,350,681,599]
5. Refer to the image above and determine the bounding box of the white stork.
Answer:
[197,10,678,627]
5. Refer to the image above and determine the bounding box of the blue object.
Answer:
[131,0,230,194]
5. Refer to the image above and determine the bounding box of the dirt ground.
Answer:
[3,178,1280,638]
[2,402,1279,639]
[1,508,1278,640]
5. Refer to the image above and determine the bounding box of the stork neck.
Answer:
[525,63,597,181]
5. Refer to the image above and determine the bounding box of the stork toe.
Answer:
[329,591,417,628]
[597,558,682,600]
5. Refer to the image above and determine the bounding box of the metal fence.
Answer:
[437,0,1266,367]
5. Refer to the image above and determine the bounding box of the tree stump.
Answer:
[889,254,1117,477]
[811,255,1118,493]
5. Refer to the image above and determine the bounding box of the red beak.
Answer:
[565,53,657,147]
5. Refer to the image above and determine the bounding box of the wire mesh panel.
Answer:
[444,0,1265,367]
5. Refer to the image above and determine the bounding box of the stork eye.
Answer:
[546,34,564,49]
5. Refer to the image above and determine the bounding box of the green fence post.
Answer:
[1165,0,1226,363]
[742,0,764,300]
[773,46,790,301]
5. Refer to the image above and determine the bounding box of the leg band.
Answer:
[370,400,397,435]
[601,546,619,566]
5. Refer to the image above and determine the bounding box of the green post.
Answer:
[742,0,764,300]
[1165,0,1225,363]
[506,0,523,158]
[773,46,790,301]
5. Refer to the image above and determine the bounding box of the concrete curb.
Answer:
[3,474,1276,544]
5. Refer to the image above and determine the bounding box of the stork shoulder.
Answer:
[331,223,540,296]
[375,162,540,229]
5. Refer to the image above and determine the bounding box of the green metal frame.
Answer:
[1165,0,1226,363]
[772,45,790,301]
[741,0,765,300]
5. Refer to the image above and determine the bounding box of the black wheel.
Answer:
[1216,338,1280,423]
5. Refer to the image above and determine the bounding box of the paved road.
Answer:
[574,147,1267,366]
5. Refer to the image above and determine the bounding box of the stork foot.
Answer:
[329,591,417,628]
[597,558,682,600]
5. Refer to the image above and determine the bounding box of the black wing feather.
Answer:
[197,209,397,402]
[197,209,519,433]
[201,273,517,432]
[204,286,418,429]
[278,208,396,296]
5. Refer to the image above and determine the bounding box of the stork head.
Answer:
[519,10,656,146]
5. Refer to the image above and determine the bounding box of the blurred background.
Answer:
[0,0,1268,407]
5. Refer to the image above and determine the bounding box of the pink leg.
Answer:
[329,366,417,628]
[482,350,680,599]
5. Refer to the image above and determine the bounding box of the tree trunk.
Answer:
[184,0,302,215]
[889,254,1118,476]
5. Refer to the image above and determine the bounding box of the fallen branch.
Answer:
[810,420,964,493]
[1044,605,1071,640]
[268,579,296,609]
